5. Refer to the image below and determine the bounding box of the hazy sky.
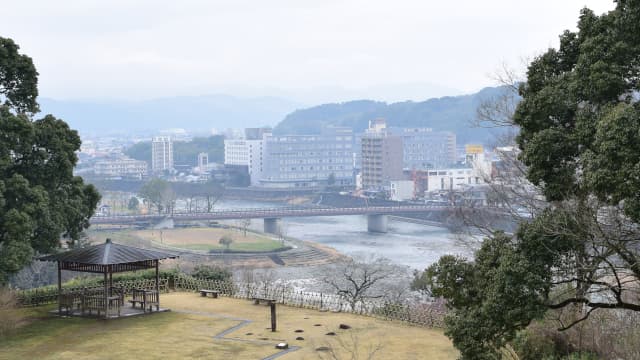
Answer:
[1,0,615,103]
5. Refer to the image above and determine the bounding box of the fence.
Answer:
[17,275,445,328]
[17,278,169,307]
[174,276,446,328]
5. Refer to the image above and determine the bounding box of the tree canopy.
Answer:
[418,2,640,358]
[0,37,100,284]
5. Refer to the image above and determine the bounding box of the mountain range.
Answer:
[274,86,515,145]
[39,86,515,144]
[39,95,304,136]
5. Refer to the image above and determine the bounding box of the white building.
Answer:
[197,152,208,169]
[94,157,148,179]
[224,132,270,186]
[152,136,174,173]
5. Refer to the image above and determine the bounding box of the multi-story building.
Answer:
[197,152,208,169]
[224,128,271,185]
[151,136,173,173]
[94,157,148,179]
[260,127,355,188]
[391,128,456,169]
[360,119,404,190]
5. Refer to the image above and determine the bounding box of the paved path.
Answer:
[172,309,300,359]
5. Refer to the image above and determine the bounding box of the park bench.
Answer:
[129,289,159,312]
[200,289,219,298]
[252,297,276,305]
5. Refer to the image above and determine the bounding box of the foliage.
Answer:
[0,287,22,337]
[125,135,224,166]
[127,196,139,211]
[139,178,174,214]
[0,38,39,114]
[0,37,100,284]
[218,235,233,250]
[424,2,640,358]
[190,264,232,282]
[273,87,514,144]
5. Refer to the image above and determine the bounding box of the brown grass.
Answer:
[0,292,457,360]
[131,227,284,252]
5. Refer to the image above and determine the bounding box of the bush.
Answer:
[0,287,22,337]
[191,265,232,282]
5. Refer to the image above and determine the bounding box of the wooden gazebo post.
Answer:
[103,266,108,319]
[57,261,62,316]
[155,260,159,296]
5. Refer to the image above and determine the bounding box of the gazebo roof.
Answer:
[39,239,178,273]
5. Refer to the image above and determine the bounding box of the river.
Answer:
[215,199,475,270]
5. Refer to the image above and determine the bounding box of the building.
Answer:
[151,136,173,173]
[360,119,404,190]
[391,128,456,169]
[197,152,208,169]
[260,127,355,188]
[224,128,271,186]
[94,157,148,179]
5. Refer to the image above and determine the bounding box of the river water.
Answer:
[215,199,475,270]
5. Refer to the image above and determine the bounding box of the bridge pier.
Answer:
[367,214,388,233]
[264,218,282,234]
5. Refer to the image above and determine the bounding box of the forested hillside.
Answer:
[125,135,225,166]
[274,86,514,144]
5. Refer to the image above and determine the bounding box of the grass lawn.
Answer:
[131,227,286,252]
[1,293,458,360]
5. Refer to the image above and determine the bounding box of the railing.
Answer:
[17,278,168,307]
[174,276,446,328]
[91,204,455,223]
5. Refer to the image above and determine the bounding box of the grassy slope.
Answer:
[1,293,458,360]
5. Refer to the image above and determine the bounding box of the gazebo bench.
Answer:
[129,289,159,312]
[200,289,219,298]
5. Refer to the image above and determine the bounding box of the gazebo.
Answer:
[39,238,178,319]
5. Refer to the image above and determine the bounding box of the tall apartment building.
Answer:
[197,152,209,169]
[151,136,174,173]
[360,119,404,190]
[224,128,271,185]
[390,128,456,169]
[260,127,354,188]
[94,157,148,179]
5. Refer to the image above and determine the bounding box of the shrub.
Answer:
[191,265,232,282]
[0,287,22,337]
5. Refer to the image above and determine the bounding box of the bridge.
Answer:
[91,205,454,233]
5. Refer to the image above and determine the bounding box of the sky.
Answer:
[1,0,616,104]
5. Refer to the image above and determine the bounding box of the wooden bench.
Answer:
[200,289,219,298]
[252,297,276,305]
[129,289,159,312]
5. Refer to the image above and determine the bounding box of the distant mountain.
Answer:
[274,86,516,145]
[39,95,305,135]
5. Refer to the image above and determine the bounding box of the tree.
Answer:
[127,197,139,211]
[0,37,100,284]
[327,172,336,186]
[139,178,174,214]
[421,3,640,358]
[218,235,233,251]
[322,257,406,311]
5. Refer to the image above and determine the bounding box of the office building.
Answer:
[151,136,173,173]
[260,127,355,188]
[94,157,148,179]
[360,119,404,190]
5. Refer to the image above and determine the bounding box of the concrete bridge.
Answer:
[91,205,454,233]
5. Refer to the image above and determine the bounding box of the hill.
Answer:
[274,86,515,144]
[39,95,304,135]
